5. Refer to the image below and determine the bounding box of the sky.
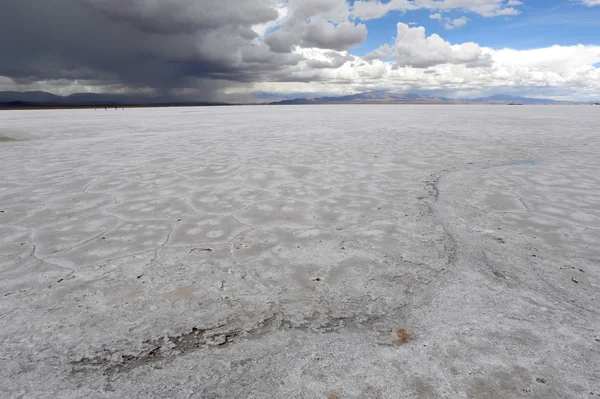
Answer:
[1,0,599,101]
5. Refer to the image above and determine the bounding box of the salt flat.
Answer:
[0,105,599,398]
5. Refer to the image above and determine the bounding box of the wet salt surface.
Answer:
[0,105,599,398]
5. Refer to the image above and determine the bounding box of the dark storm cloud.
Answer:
[0,0,328,99]
[83,0,279,35]
[264,19,367,53]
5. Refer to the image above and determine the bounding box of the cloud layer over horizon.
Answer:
[1,0,599,101]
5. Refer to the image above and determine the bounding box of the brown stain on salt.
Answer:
[170,286,196,298]
[396,328,415,345]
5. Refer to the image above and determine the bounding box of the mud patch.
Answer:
[71,311,400,376]
[72,322,236,376]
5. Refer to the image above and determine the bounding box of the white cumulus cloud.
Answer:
[353,0,521,20]
[368,23,490,67]
[446,16,470,29]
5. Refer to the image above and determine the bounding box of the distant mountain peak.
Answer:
[269,91,447,105]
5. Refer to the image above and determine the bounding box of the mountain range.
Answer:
[0,90,595,108]
[0,91,227,108]
[268,91,579,105]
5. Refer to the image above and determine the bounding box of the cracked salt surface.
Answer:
[1,105,599,398]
